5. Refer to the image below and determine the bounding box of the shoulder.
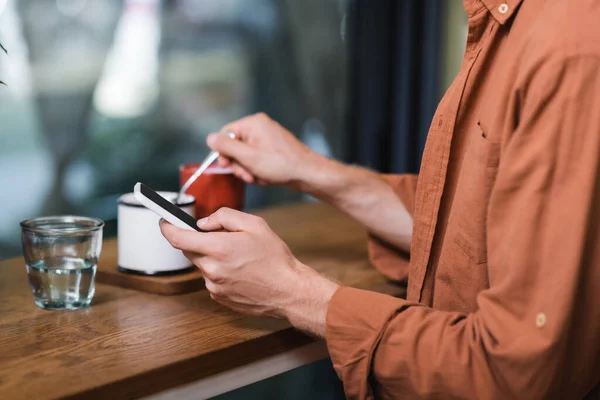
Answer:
[519,0,600,58]
[509,0,600,97]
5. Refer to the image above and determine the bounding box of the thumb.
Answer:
[207,134,257,168]
[197,207,259,232]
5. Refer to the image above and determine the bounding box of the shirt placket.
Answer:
[407,8,490,303]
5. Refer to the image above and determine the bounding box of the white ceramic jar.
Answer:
[117,191,195,275]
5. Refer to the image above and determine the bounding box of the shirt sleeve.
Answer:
[367,174,418,282]
[326,56,600,399]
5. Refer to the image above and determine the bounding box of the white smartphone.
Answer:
[133,182,202,232]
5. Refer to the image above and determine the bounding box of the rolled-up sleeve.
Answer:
[367,174,418,282]
[326,56,600,399]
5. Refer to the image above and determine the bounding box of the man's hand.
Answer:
[159,207,340,337]
[210,112,413,253]
[207,112,323,190]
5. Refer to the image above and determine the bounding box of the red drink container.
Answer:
[179,163,245,219]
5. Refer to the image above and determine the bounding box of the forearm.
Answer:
[296,154,412,253]
[284,262,339,337]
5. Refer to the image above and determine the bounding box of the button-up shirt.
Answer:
[325,0,600,398]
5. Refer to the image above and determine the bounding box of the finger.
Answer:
[193,256,223,282]
[182,252,225,284]
[197,207,264,232]
[182,250,196,262]
[231,162,255,183]
[220,112,267,141]
[203,277,225,303]
[203,276,218,293]
[218,155,232,168]
[160,219,231,255]
[182,251,207,271]
[206,134,257,167]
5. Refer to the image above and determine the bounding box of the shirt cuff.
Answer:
[325,286,408,399]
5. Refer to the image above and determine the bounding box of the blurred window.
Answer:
[0,0,348,259]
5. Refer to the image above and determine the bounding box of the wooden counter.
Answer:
[0,203,404,400]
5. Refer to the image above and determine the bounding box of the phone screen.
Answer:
[139,183,202,232]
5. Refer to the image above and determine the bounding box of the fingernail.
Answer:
[158,218,164,226]
[198,217,208,225]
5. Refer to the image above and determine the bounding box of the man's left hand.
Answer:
[159,208,339,337]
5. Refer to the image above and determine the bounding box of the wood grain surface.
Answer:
[95,241,206,295]
[0,202,405,400]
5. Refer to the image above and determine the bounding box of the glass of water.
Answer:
[20,216,104,310]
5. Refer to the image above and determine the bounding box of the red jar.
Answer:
[179,163,245,219]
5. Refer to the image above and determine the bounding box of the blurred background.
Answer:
[0,0,468,398]
[0,0,466,261]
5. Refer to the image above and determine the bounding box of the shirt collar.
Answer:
[480,0,524,25]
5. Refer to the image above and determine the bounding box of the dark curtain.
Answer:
[345,0,444,174]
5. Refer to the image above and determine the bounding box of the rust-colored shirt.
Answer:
[325,0,600,398]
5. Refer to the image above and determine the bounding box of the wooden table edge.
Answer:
[144,340,330,400]
[61,327,318,400]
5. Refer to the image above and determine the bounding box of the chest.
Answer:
[408,15,523,311]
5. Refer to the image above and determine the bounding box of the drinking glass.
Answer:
[20,216,104,310]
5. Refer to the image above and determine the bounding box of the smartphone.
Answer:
[133,182,202,232]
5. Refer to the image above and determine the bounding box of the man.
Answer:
[160,0,600,398]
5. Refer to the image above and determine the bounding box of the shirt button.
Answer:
[498,3,509,14]
[536,313,547,328]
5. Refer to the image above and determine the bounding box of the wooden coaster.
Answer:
[96,240,205,295]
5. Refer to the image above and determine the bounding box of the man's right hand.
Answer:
[209,112,413,253]
[207,112,321,190]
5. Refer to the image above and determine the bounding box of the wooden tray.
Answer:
[96,240,205,295]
